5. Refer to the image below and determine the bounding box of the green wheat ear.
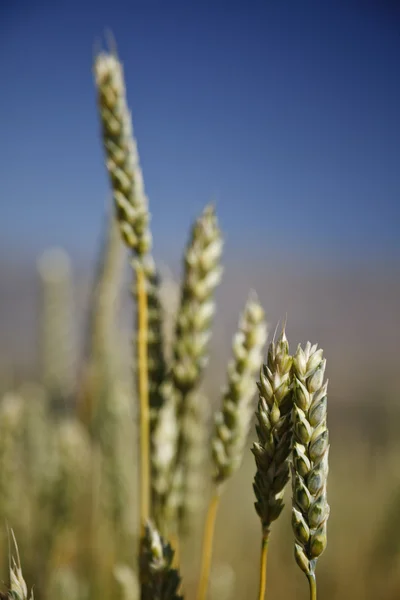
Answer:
[252,324,294,600]
[140,521,183,600]
[291,342,330,600]
[253,325,293,533]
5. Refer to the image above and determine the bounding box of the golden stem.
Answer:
[257,531,269,600]
[308,573,317,600]
[170,532,180,567]
[196,489,221,600]
[135,263,150,529]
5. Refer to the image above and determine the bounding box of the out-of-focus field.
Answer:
[0,245,399,600]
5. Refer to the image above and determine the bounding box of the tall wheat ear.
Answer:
[252,324,294,600]
[94,49,166,536]
[196,294,267,600]
[291,342,330,600]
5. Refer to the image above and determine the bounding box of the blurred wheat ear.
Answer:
[252,324,294,600]
[291,343,329,600]
[7,530,33,600]
[37,248,75,408]
[78,208,126,429]
[151,204,222,539]
[196,295,267,600]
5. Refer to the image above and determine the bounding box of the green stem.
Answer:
[308,573,317,600]
[257,531,269,600]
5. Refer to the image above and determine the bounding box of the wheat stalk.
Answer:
[252,325,293,600]
[197,295,267,600]
[291,342,329,600]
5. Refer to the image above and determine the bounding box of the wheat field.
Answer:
[0,40,399,600]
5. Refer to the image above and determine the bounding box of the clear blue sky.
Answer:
[1,0,399,266]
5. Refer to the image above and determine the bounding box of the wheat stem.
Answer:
[170,532,180,568]
[196,488,221,600]
[258,531,269,600]
[308,573,317,600]
[136,263,150,528]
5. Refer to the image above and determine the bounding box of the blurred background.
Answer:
[0,1,399,599]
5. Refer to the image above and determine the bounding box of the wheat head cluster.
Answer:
[0,44,334,600]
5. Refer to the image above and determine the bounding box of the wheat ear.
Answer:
[171,204,222,397]
[8,529,34,600]
[94,51,166,405]
[152,205,222,536]
[291,343,329,600]
[140,521,183,600]
[94,50,164,530]
[37,248,75,404]
[93,52,151,256]
[252,325,293,600]
[197,295,267,600]
[78,210,126,427]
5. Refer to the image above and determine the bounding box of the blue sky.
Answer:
[1,0,399,266]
